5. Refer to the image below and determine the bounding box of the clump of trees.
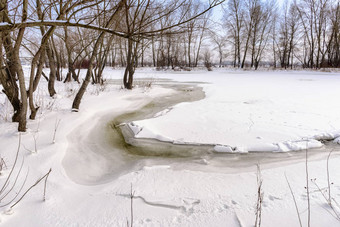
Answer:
[0,0,223,132]
[1,0,339,132]
[223,0,340,69]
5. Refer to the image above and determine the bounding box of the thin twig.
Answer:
[23,144,34,154]
[305,143,311,227]
[10,168,52,209]
[43,168,51,201]
[255,164,263,227]
[327,149,334,205]
[130,183,135,227]
[285,173,303,227]
[311,179,340,221]
[0,168,29,208]
[33,133,38,153]
[0,158,25,202]
[0,134,21,195]
[52,119,61,144]
[35,114,41,132]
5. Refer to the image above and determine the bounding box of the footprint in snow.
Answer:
[144,218,152,223]
[268,195,282,201]
[224,204,230,209]
[215,204,231,213]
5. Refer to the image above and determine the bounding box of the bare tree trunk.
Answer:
[32,51,46,92]
[36,0,56,96]
[0,0,28,131]
[73,35,104,110]
[123,39,135,89]
[51,36,63,81]
[0,36,21,122]
[152,36,156,67]
[187,25,193,67]
[16,0,29,131]
[63,27,78,83]
[194,20,207,67]
[241,32,251,68]
[73,0,124,110]
[0,1,22,123]
[46,42,57,96]
[28,24,59,119]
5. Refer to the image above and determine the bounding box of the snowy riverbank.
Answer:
[0,68,340,226]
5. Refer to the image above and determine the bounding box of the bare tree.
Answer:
[0,0,224,130]
[250,0,276,69]
[120,0,224,89]
[326,2,340,67]
[72,0,126,110]
[225,0,244,67]
[211,29,226,67]
[0,0,28,131]
[296,0,331,68]
[276,1,299,69]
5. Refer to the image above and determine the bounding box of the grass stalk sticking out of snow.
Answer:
[255,164,263,227]
[33,133,38,153]
[10,168,52,209]
[310,149,340,222]
[52,118,61,144]
[327,149,333,205]
[285,173,302,227]
[0,134,52,212]
[305,143,311,227]
[23,132,39,154]
[0,134,28,208]
[127,183,135,227]
[0,135,22,196]
[310,178,340,221]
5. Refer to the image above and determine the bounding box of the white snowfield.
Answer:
[131,70,340,152]
[0,68,340,227]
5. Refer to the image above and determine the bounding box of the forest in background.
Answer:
[0,0,339,132]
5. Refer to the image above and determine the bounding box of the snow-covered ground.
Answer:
[0,68,340,226]
[131,69,340,152]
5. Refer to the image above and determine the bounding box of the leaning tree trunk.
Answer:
[28,27,57,120]
[72,34,105,110]
[96,40,112,85]
[36,0,56,96]
[71,0,125,110]
[32,51,46,92]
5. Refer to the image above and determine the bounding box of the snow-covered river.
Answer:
[63,80,339,185]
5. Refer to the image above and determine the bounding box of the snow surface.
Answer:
[131,70,340,152]
[0,68,340,227]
